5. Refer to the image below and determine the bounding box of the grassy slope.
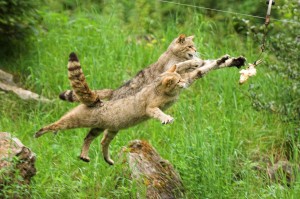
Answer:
[0,8,299,199]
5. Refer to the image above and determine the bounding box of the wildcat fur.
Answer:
[35,59,186,165]
[59,34,245,105]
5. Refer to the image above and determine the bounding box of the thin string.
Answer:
[254,23,269,64]
[159,0,300,25]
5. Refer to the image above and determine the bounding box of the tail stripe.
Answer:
[68,65,82,71]
[67,52,102,107]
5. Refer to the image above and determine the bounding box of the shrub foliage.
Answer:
[0,0,40,52]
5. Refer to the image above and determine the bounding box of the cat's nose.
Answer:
[178,81,188,88]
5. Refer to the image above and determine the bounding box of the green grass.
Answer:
[0,6,299,199]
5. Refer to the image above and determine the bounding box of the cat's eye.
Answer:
[188,45,194,49]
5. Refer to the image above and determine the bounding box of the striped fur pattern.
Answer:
[67,52,102,107]
[35,65,187,165]
[60,35,246,104]
[60,34,199,103]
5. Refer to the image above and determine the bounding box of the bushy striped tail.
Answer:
[67,52,102,107]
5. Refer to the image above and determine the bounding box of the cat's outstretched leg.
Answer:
[146,107,174,124]
[202,55,246,70]
[181,55,246,86]
[218,56,246,68]
[177,55,245,84]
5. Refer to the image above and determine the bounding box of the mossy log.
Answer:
[0,132,36,190]
[254,160,300,186]
[116,140,184,199]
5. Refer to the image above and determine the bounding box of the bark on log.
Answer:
[0,132,36,192]
[0,69,51,103]
[0,70,15,85]
[116,140,184,199]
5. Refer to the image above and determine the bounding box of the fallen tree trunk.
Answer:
[0,132,36,198]
[0,69,51,103]
[116,140,184,199]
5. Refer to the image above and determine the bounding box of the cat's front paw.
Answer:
[190,59,204,68]
[229,56,246,68]
[217,54,230,65]
[161,115,174,124]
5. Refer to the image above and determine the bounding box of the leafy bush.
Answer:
[234,0,299,124]
[267,1,300,123]
[0,0,41,55]
[233,0,299,162]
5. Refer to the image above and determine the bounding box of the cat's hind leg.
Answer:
[34,115,79,138]
[34,122,64,138]
[101,130,118,165]
[80,128,103,162]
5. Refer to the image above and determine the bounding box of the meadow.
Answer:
[0,2,299,198]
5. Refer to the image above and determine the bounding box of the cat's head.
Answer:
[159,65,187,95]
[168,34,197,60]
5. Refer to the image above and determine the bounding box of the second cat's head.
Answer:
[158,65,187,96]
[168,34,197,60]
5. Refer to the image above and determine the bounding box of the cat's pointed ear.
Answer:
[187,35,195,40]
[177,34,186,44]
[162,76,174,86]
[167,65,177,73]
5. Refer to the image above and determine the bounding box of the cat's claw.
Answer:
[79,156,90,162]
[104,157,114,165]
[191,59,203,68]
[34,130,43,138]
[162,116,174,124]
